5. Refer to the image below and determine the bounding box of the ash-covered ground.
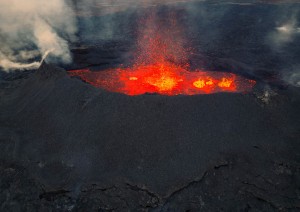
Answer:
[0,1,300,211]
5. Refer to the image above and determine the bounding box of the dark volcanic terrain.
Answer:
[1,1,300,211]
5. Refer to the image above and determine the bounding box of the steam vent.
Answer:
[0,1,300,211]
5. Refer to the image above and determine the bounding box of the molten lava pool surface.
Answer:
[68,63,256,96]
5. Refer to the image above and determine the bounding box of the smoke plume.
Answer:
[0,0,77,72]
[267,8,300,87]
[268,16,300,49]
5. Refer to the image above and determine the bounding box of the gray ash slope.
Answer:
[0,62,299,211]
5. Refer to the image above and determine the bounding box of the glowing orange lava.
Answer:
[68,62,256,95]
[68,11,256,96]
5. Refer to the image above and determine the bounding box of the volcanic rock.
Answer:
[0,63,299,211]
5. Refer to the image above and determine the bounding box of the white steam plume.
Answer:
[0,0,77,72]
[0,49,53,71]
[269,18,300,49]
[0,51,40,71]
[266,9,300,87]
[283,66,300,88]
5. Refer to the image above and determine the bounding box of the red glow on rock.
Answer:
[68,11,256,96]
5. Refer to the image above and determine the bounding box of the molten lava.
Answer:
[68,10,256,96]
[68,63,255,95]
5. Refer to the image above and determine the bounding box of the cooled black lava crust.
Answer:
[0,63,299,211]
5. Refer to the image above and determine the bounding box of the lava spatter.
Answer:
[68,10,256,96]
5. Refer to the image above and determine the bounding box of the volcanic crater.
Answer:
[0,1,300,211]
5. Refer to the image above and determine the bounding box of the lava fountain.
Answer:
[69,10,256,96]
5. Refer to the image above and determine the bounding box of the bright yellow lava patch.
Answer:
[146,75,178,91]
[193,80,206,88]
[218,78,233,88]
[193,78,214,89]
[129,77,138,81]
[206,79,213,85]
